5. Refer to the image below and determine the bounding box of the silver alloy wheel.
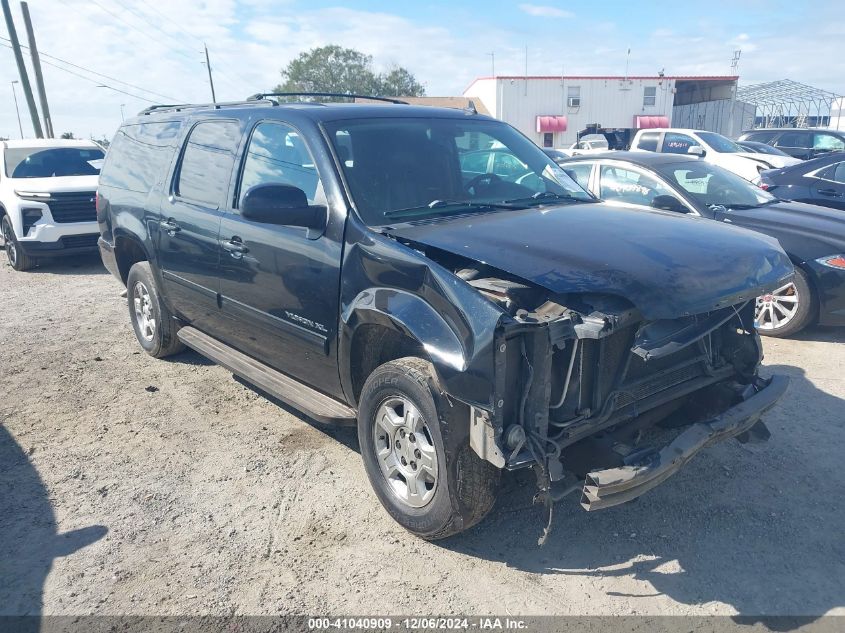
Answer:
[3,220,17,267]
[373,396,439,508]
[132,281,156,342]
[755,281,799,331]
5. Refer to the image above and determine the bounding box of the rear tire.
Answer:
[755,267,815,338]
[357,357,499,540]
[2,216,37,271]
[126,261,185,358]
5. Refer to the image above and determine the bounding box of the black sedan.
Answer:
[758,152,845,211]
[558,151,845,336]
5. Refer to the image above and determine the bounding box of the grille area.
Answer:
[47,191,96,223]
[614,362,705,408]
[61,234,99,249]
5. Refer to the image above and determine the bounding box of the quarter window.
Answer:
[643,86,657,106]
[176,120,241,207]
[636,131,659,152]
[238,121,323,208]
[599,165,673,207]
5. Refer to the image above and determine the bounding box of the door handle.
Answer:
[160,219,181,233]
[221,237,248,256]
[818,188,842,197]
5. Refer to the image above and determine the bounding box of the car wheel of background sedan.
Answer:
[755,267,815,337]
[2,216,36,271]
[357,357,499,540]
[126,261,185,358]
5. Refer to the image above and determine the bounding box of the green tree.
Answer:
[273,45,425,100]
[60,132,75,139]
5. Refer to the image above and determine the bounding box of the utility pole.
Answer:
[204,43,216,103]
[20,1,52,137]
[11,80,23,138]
[1,0,42,137]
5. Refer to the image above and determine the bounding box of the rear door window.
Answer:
[599,165,673,206]
[775,131,812,149]
[662,133,700,154]
[813,133,845,151]
[100,122,182,193]
[175,119,241,207]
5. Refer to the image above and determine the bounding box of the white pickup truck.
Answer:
[629,128,782,182]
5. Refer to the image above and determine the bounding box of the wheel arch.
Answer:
[340,289,472,406]
[113,230,154,284]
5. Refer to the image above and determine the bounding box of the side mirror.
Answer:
[687,146,706,157]
[241,183,326,239]
[651,194,688,213]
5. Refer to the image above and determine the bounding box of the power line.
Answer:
[0,35,181,102]
[0,41,158,102]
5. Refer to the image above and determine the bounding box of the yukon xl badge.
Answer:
[284,311,328,333]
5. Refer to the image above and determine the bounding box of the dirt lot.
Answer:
[1,253,843,619]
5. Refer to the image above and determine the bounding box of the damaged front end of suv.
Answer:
[359,204,793,543]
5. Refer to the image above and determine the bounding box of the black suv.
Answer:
[739,128,845,160]
[97,95,791,541]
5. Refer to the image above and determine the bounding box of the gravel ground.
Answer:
[1,253,843,619]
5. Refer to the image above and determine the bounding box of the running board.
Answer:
[177,327,356,424]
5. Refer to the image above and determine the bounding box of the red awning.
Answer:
[536,115,568,133]
[634,115,670,129]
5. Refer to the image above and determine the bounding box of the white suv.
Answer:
[0,139,104,271]
[629,128,777,182]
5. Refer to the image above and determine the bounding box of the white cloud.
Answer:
[0,0,842,140]
[518,4,574,18]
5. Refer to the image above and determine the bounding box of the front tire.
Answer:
[2,216,36,271]
[358,357,499,540]
[755,267,815,337]
[126,261,185,358]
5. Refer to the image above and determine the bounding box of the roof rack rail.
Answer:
[138,98,276,116]
[247,92,408,105]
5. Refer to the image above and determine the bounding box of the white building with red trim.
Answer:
[463,75,740,148]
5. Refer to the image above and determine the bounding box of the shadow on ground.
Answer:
[0,425,107,626]
[438,365,845,626]
[25,253,107,276]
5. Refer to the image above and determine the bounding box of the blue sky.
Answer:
[2,0,843,138]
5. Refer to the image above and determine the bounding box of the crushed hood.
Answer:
[386,203,793,320]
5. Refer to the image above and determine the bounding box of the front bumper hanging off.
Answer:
[580,374,790,511]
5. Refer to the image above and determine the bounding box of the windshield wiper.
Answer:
[717,199,781,210]
[503,191,587,206]
[383,199,522,219]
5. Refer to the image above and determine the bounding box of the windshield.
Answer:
[4,147,105,178]
[657,161,777,209]
[323,117,593,225]
[697,132,744,154]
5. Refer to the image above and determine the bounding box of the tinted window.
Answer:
[176,120,241,207]
[657,162,774,208]
[238,122,323,208]
[636,131,659,151]
[813,133,845,151]
[742,131,776,143]
[324,117,592,225]
[775,131,812,148]
[835,163,845,183]
[100,122,182,193]
[599,165,673,206]
[662,133,700,154]
[5,147,104,178]
[562,162,592,190]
